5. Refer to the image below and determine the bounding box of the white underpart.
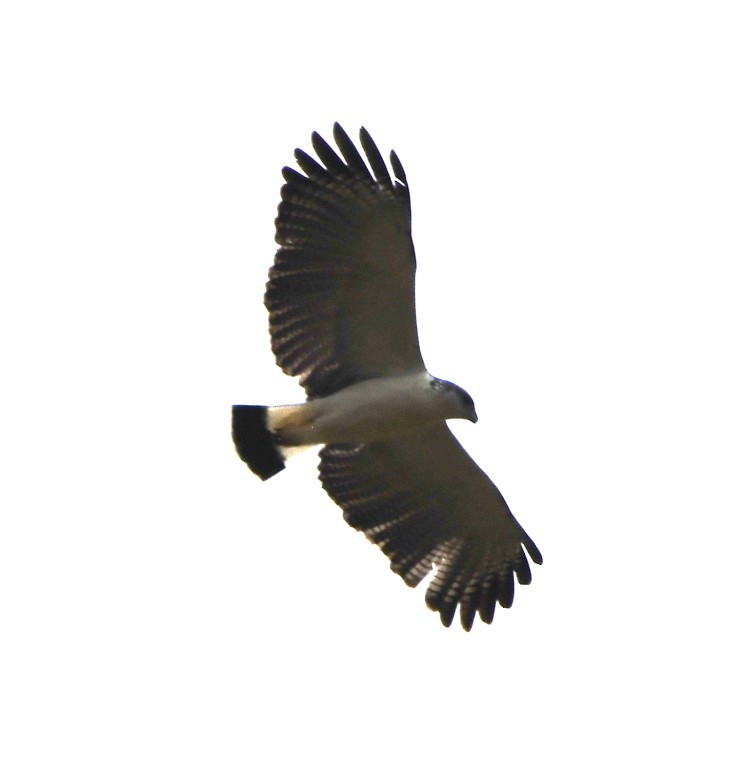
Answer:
[267,372,460,446]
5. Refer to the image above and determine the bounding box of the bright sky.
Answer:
[2,2,745,766]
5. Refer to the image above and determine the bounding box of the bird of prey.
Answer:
[232,124,542,630]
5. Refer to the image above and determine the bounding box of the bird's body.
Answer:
[232,124,542,630]
[267,373,476,446]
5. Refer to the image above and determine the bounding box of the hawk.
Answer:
[232,124,542,630]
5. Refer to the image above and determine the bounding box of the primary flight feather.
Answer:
[232,123,541,630]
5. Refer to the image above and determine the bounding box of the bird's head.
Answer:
[429,377,478,423]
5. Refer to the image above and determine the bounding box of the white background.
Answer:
[2,1,745,765]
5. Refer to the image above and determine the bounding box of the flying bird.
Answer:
[232,124,542,630]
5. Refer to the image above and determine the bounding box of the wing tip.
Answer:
[524,538,543,565]
[390,149,407,185]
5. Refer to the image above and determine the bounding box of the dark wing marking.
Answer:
[318,424,542,630]
[266,124,425,398]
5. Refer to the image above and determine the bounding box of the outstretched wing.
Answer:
[319,424,542,630]
[266,124,425,398]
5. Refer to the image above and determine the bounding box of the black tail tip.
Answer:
[232,405,285,480]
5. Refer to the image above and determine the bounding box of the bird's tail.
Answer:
[231,404,310,480]
[231,405,287,480]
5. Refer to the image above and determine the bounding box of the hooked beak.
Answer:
[469,409,478,424]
